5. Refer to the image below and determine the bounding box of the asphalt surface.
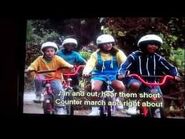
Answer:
[23,91,131,117]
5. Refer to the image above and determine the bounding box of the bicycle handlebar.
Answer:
[28,69,56,74]
[25,65,84,81]
[25,65,85,75]
[128,74,174,86]
[25,67,68,74]
[63,65,85,76]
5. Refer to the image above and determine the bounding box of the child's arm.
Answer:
[82,52,97,76]
[117,54,134,78]
[159,57,181,80]
[116,50,127,66]
[75,52,87,65]
[27,57,41,71]
[57,56,74,68]
[25,57,41,80]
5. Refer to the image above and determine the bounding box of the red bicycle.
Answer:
[128,74,175,118]
[25,69,63,114]
[42,76,56,114]
[62,65,85,115]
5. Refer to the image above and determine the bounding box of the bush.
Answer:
[79,51,92,60]
[169,47,185,73]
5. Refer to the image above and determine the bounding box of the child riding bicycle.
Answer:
[83,34,127,116]
[25,41,73,115]
[57,38,86,91]
[118,34,181,116]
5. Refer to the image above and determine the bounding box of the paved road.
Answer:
[23,91,43,114]
[23,91,131,117]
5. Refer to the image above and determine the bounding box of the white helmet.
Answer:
[61,38,78,48]
[41,42,58,54]
[96,34,115,45]
[137,34,163,47]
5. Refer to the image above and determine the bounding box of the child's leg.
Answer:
[111,80,126,110]
[88,80,104,116]
[127,78,142,93]
[50,79,66,115]
[34,75,45,101]
[150,86,163,118]
[125,78,142,115]
[50,79,64,105]
[91,80,104,92]
[111,80,125,92]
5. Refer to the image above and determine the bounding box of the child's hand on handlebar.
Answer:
[174,76,181,81]
[24,69,35,80]
[25,69,30,73]
[117,70,130,79]
[69,65,74,69]
[117,74,125,80]
[25,68,34,74]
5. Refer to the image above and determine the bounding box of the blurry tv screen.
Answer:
[23,18,185,119]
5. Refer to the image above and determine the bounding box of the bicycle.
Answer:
[42,76,56,114]
[89,74,117,117]
[127,74,175,118]
[25,69,64,114]
[62,65,85,115]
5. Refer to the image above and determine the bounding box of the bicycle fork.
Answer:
[43,83,55,114]
[140,87,164,118]
[100,81,114,117]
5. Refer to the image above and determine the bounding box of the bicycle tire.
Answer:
[43,94,54,114]
[99,97,112,117]
[64,88,74,115]
[106,97,112,117]
[99,106,105,117]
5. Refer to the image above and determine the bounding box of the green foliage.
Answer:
[25,20,60,66]
[159,33,177,57]
[26,20,42,45]
[79,51,92,60]
[26,20,60,45]
[169,47,185,72]
[101,26,112,34]
[159,33,185,72]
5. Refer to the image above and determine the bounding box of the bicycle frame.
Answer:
[61,65,85,115]
[25,68,67,114]
[31,71,59,114]
[63,65,85,90]
[128,74,174,87]
[91,74,115,117]
[128,73,174,118]
[42,78,55,114]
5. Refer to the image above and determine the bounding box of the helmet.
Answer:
[96,34,115,45]
[137,34,163,47]
[41,42,58,54]
[61,38,78,48]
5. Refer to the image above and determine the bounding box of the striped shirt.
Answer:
[118,51,180,77]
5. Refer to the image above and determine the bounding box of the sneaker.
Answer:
[154,108,161,118]
[33,96,42,103]
[40,94,44,102]
[115,98,124,110]
[126,106,138,115]
[88,107,100,116]
[56,108,67,115]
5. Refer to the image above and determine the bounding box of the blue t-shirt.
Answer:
[57,50,86,65]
